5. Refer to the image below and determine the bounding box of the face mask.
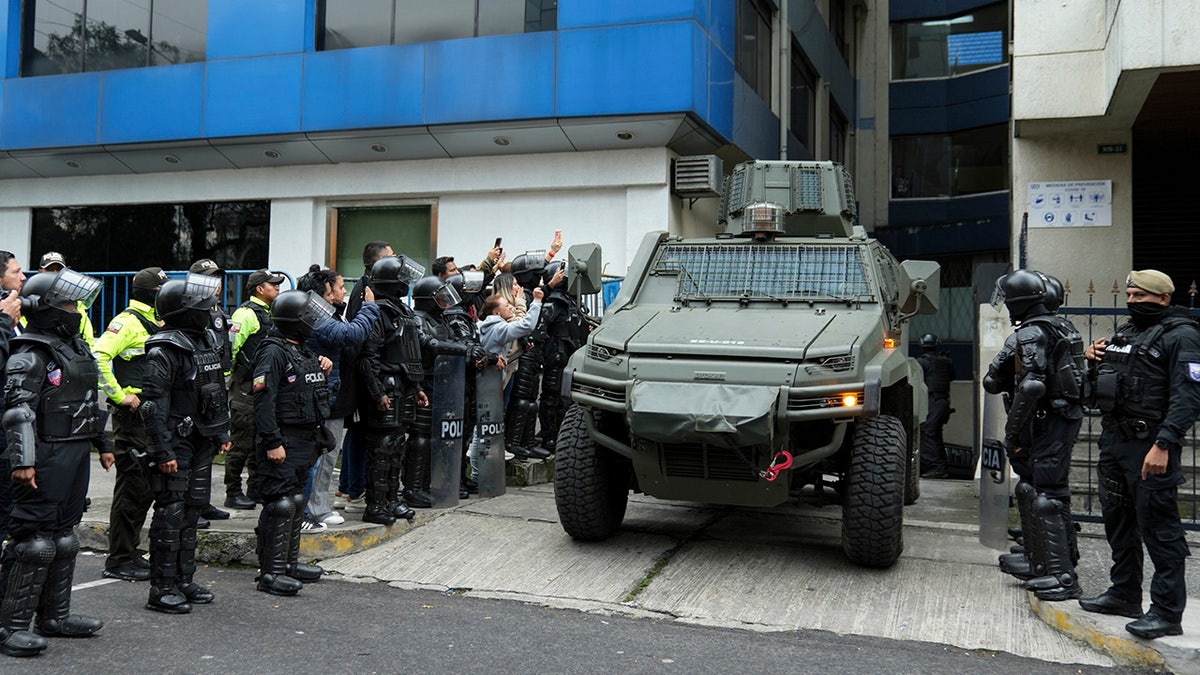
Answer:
[29,306,81,339]
[1128,301,1168,328]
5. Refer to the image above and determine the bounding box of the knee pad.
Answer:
[291,493,308,514]
[50,531,79,560]
[10,534,56,566]
[265,497,295,520]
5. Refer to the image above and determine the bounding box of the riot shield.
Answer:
[474,366,506,498]
[978,391,1010,550]
[430,354,466,508]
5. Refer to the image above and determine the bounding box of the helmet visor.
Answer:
[181,272,221,310]
[989,276,1006,311]
[433,283,462,310]
[43,269,102,309]
[397,255,426,285]
[460,270,484,294]
[298,291,337,331]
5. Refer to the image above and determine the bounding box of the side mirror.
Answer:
[898,260,940,316]
[567,243,603,296]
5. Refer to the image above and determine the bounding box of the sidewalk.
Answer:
[81,463,1200,672]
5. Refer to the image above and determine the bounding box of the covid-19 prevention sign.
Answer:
[1027,180,1112,228]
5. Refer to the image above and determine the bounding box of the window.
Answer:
[891,2,1007,80]
[829,103,847,164]
[736,0,772,104]
[20,0,207,76]
[789,42,816,154]
[829,0,847,64]
[891,124,1009,199]
[316,0,557,51]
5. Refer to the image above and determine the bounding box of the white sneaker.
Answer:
[321,512,345,526]
[300,517,327,534]
[505,451,515,461]
[343,497,365,514]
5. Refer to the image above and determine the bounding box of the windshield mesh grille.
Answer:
[653,244,872,301]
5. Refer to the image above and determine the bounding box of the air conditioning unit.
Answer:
[671,155,723,198]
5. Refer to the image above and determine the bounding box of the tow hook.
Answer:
[760,450,794,482]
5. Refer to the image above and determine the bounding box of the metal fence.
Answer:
[1058,282,1200,528]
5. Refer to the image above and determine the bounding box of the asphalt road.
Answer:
[2,552,1138,674]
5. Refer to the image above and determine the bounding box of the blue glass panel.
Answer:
[302,45,424,131]
[707,35,733,139]
[1,0,18,78]
[204,55,303,137]
[425,32,554,124]
[207,0,307,59]
[557,23,697,117]
[946,31,1003,67]
[99,63,204,144]
[707,0,735,58]
[559,0,698,29]
[2,73,99,149]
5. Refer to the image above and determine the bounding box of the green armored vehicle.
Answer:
[555,159,940,568]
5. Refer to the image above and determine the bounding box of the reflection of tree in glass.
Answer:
[43,15,184,71]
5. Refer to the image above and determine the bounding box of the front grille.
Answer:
[661,443,759,481]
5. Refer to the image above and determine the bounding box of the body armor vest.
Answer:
[545,292,588,347]
[232,301,272,376]
[14,333,105,441]
[1094,316,1193,422]
[415,310,454,373]
[110,308,159,389]
[444,307,479,342]
[261,335,331,427]
[917,352,954,397]
[378,300,424,384]
[1022,315,1086,402]
[147,329,231,437]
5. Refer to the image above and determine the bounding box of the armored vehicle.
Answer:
[555,159,939,568]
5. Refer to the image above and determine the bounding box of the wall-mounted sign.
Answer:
[1097,143,1128,155]
[1027,180,1112,228]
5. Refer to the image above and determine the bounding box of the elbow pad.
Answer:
[3,404,37,467]
[1004,377,1046,437]
[981,371,1002,394]
[429,338,468,357]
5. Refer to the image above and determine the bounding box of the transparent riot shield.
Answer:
[475,366,506,498]
[979,391,1010,550]
[430,354,466,508]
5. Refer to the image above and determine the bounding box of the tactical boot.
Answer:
[35,532,102,637]
[175,582,214,605]
[146,584,192,614]
[1079,592,1143,619]
[147,502,191,613]
[1002,486,1046,581]
[404,434,434,508]
[1027,497,1082,601]
[362,504,396,526]
[286,495,324,583]
[256,498,302,597]
[0,536,54,657]
[364,450,398,524]
[175,507,212,604]
[1126,609,1183,639]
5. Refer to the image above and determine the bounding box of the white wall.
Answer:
[0,208,31,263]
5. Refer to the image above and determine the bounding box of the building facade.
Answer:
[0,0,877,285]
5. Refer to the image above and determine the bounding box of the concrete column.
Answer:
[0,207,32,263]
[268,198,324,286]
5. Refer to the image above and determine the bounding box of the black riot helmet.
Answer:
[20,269,102,338]
[412,275,461,314]
[992,269,1049,323]
[445,271,482,307]
[920,334,938,352]
[510,254,546,288]
[542,260,566,287]
[271,290,335,341]
[157,273,222,331]
[1043,274,1064,312]
[369,255,424,300]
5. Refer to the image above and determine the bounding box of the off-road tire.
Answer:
[904,422,921,506]
[554,405,629,541]
[842,414,906,568]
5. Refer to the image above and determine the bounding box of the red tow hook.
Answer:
[760,450,793,482]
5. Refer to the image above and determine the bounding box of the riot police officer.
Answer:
[357,256,427,525]
[537,262,586,454]
[444,271,500,494]
[1079,269,1200,639]
[916,334,956,478]
[0,269,109,657]
[982,269,1085,602]
[506,254,550,459]
[252,290,335,596]
[139,274,232,614]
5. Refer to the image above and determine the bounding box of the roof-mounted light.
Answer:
[742,202,785,235]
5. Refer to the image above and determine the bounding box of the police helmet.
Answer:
[19,269,102,314]
[272,290,335,341]
[1043,274,1064,312]
[993,269,1049,322]
[156,273,220,320]
[542,260,566,287]
[445,271,482,307]
[920,334,938,352]
[510,254,546,288]
[369,255,425,300]
[412,275,459,314]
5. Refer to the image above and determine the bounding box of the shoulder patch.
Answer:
[1189,363,1200,382]
[252,374,266,391]
[47,368,62,387]
[105,321,123,334]
[229,322,241,335]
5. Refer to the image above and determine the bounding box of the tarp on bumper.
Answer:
[627,382,777,446]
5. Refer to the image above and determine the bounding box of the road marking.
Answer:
[72,578,121,592]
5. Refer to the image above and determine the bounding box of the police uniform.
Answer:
[227,294,273,504]
[252,325,331,596]
[916,342,955,476]
[140,326,229,612]
[1082,270,1200,637]
[506,255,549,460]
[94,269,166,581]
[537,271,588,454]
[0,270,108,657]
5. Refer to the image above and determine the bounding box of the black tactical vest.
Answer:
[1023,315,1086,402]
[146,329,231,437]
[14,333,105,441]
[1093,316,1193,421]
[233,300,272,376]
[545,292,588,350]
[261,335,331,426]
[378,300,424,384]
[415,309,454,373]
[110,308,159,389]
[917,352,954,397]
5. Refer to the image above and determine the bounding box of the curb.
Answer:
[1028,594,1169,671]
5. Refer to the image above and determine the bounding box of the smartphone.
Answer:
[494,237,503,249]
